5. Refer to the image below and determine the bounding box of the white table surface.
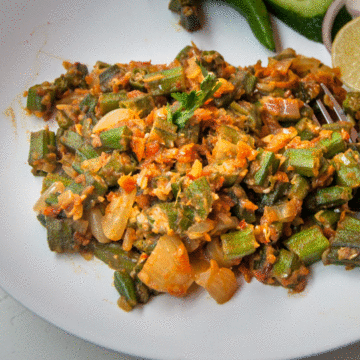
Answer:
[1,285,360,360]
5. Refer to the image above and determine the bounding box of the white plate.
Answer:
[0,1,359,359]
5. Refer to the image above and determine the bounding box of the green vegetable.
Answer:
[114,270,138,310]
[286,148,322,178]
[185,176,213,220]
[284,226,330,265]
[323,216,360,267]
[305,186,353,211]
[168,0,201,32]
[263,0,352,43]
[28,129,57,176]
[45,216,76,253]
[149,114,178,147]
[225,0,275,51]
[253,149,277,186]
[343,92,360,118]
[272,248,301,282]
[93,242,139,272]
[27,84,55,113]
[317,131,346,159]
[98,91,127,115]
[333,149,360,189]
[144,66,186,96]
[168,71,221,128]
[99,64,123,92]
[99,126,133,150]
[221,226,259,261]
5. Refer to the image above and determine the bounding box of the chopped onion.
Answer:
[138,235,193,297]
[187,219,215,239]
[33,181,65,213]
[88,207,110,243]
[92,108,138,133]
[101,189,136,241]
[194,259,238,304]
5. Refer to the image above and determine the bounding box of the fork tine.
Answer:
[319,83,358,143]
[320,83,348,122]
[316,98,334,124]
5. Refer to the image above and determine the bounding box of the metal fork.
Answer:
[314,83,358,143]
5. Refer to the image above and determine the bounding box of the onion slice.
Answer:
[138,235,193,297]
[101,189,136,241]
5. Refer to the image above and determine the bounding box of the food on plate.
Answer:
[26,44,360,311]
[331,15,360,91]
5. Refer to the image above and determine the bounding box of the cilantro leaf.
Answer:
[169,72,221,129]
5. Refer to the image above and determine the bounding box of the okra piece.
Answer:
[323,247,360,267]
[55,110,74,130]
[99,126,133,150]
[214,69,257,107]
[45,216,76,253]
[286,148,322,178]
[220,225,259,261]
[199,50,226,77]
[27,84,55,113]
[119,94,155,118]
[185,177,214,220]
[28,129,57,175]
[114,270,138,310]
[146,203,178,233]
[176,123,200,146]
[60,130,83,151]
[175,45,193,64]
[149,115,178,147]
[261,182,290,207]
[61,173,107,208]
[314,210,341,229]
[331,216,360,248]
[212,138,238,162]
[180,5,201,32]
[71,143,99,174]
[218,124,241,144]
[317,131,346,159]
[178,206,195,232]
[41,173,73,192]
[97,151,137,186]
[53,62,88,95]
[323,216,360,267]
[99,64,123,92]
[129,68,149,91]
[271,248,302,282]
[284,226,330,265]
[343,91,360,118]
[133,236,159,254]
[134,278,151,304]
[295,118,319,141]
[322,121,354,133]
[305,186,353,211]
[229,101,262,133]
[79,93,98,122]
[144,67,186,96]
[93,242,139,272]
[253,149,277,186]
[333,149,360,189]
[288,174,310,200]
[77,143,99,161]
[98,91,127,115]
[228,185,256,223]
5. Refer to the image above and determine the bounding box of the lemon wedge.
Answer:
[331,16,360,91]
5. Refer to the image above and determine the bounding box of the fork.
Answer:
[313,83,358,143]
